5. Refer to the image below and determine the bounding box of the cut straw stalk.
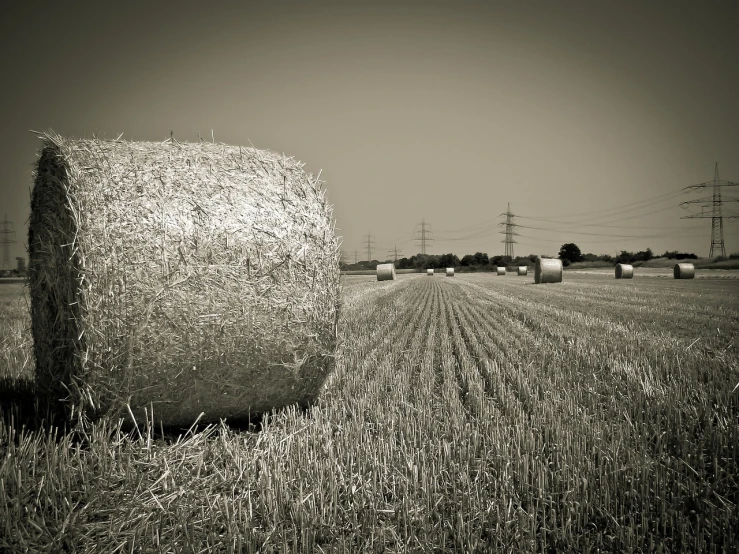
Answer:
[615,264,634,279]
[674,263,695,279]
[28,131,340,426]
[534,257,563,284]
[376,263,396,281]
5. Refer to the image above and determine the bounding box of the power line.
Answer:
[522,189,687,222]
[680,162,739,257]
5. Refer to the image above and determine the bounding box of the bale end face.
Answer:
[674,263,695,279]
[615,263,634,279]
[534,258,563,284]
[376,263,396,281]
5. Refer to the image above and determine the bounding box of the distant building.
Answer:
[16,257,26,273]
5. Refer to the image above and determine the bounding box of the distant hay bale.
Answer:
[496,267,506,276]
[28,131,340,426]
[518,266,528,276]
[674,263,695,279]
[534,257,563,284]
[615,263,634,279]
[446,267,454,277]
[427,269,434,276]
[376,263,396,281]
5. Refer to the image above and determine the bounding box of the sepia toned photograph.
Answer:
[0,1,737,552]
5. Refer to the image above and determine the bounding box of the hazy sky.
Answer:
[1,0,737,268]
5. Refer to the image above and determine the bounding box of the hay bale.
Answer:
[615,263,634,279]
[376,263,396,281]
[518,266,528,276]
[674,263,695,279]
[427,269,434,276]
[534,257,563,284]
[446,267,454,277]
[28,132,340,426]
[496,267,506,276]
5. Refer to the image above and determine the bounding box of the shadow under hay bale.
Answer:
[0,377,66,435]
[534,257,563,284]
[376,263,396,281]
[615,263,634,279]
[674,263,695,279]
[28,131,340,428]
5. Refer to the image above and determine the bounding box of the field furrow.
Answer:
[1,272,737,553]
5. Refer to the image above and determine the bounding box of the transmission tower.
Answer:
[680,162,739,257]
[498,203,519,258]
[415,218,434,255]
[387,246,403,262]
[364,234,375,262]
[0,215,17,271]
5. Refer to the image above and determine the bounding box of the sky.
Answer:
[1,0,737,269]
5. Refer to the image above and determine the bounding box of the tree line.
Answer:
[341,243,717,271]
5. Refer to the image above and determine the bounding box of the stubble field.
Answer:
[1,272,738,552]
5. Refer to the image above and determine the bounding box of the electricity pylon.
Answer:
[415,218,434,255]
[387,246,403,262]
[0,215,17,271]
[364,234,375,262]
[498,203,518,258]
[680,162,739,257]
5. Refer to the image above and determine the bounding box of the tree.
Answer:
[460,254,475,267]
[490,255,512,267]
[438,253,460,268]
[559,243,583,265]
[473,252,489,266]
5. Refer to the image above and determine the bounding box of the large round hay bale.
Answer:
[28,132,340,426]
[496,267,506,276]
[446,267,454,277]
[518,266,528,276]
[674,263,695,279]
[376,263,396,281]
[427,269,434,276]
[534,257,563,284]
[615,263,634,279]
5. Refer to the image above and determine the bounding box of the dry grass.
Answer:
[615,263,634,279]
[28,132,340,427]
[674,263,696,279]
[535,257,563,284]
[1,273,737,552]
[376,263,396,281]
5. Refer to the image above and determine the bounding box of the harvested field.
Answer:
[1,273,738,552]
